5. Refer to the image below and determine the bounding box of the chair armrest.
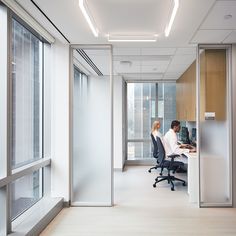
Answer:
[167,154,183,172]
[167,154,180,162]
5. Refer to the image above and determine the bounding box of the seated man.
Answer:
[164,120,196,171]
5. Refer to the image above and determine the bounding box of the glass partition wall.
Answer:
[197,45,232,207]
[127,82,176,160]
[70,45,113,206]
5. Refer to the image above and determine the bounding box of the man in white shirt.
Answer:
[164,120,196,162]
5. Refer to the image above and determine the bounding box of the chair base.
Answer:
[148,164,161,173]
[153,174,186,191]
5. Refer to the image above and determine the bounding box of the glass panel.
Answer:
[127,83,156,140]
[0,6,7,179]
[199,48,231,206]
[127,82,176,160]
[128,142,152,160]
[72,48,112,205]
[10,169,43,220]
[11,19,43,169]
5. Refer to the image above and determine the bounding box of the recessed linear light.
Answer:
[165,0,179,37]
[79,0,99,37]
[107,34,158,42]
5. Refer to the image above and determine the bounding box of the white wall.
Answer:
[51,40,70,201]
[113,76,124,170]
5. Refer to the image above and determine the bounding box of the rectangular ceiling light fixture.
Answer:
[79,0,98,37]
[108,34,158,42]
[165,0,179,37]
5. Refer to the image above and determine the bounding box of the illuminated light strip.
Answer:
[79,0,98,37]
[165,0,179,37]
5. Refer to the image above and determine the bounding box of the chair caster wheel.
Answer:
[159,173,162,176]
[183,182,186,186]
[153,184,156,188]
[148,170,151,173]
[171,187,175,191]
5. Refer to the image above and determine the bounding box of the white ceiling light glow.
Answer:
[79,0,99,37]
[165,0,179,37]
[107,34,158,42]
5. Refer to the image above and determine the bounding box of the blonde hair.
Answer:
[151,120,160,133]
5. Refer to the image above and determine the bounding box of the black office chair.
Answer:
[148,134,166,175]
[152,137,186,191]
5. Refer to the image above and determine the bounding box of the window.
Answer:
[0,5,51,234]
[9,17,44,219]
[11,19,43,169]
[127,82,176,160]
[10,169,43,220]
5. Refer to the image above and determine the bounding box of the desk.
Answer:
[166,152,198,203]
[184,152,198,203]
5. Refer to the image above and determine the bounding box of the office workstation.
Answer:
[148,47,229,204]
[149,119,198,201]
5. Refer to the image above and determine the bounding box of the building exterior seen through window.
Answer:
[127,83,176,160]
[10,18,43,220]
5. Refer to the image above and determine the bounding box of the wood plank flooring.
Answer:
[40,166,236,236]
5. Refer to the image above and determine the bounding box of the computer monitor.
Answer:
[179,126,190,144]
[191,128,197,142]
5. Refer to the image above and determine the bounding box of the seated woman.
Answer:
[151,120,163,142]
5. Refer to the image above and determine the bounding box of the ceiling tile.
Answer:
[141,60,169,67]
[201,1,236,30]
[175,47,196,55]
[141,65,166,73]
[141,48,176,55]
[191,29,231,43]
[113,48,141,55]
[166,64,190,73]
[223,30,236,43]
[170,54,196,65]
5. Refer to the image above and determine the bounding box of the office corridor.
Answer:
[41,166,236,236]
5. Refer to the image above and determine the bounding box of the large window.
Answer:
[10,18,44,220]
[0,3,52,234]
[127,82,176,160]
[11,19,43,169]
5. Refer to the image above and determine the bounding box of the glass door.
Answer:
[197,45,232,207]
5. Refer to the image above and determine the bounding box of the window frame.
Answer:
[0,5,51,234]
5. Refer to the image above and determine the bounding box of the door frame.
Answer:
[196,44,233,207]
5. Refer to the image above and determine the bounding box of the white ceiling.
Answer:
[191,0,236,43]
[16,0,236,80]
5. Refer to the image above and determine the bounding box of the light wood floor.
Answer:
[41,166,236,236]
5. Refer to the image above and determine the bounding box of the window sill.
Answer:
[9,197,63,236]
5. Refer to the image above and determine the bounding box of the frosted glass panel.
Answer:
[72,48,111,205]
[199,48,231,206]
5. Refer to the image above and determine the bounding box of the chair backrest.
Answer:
[155,137,166,164]
[150,134,158,158]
